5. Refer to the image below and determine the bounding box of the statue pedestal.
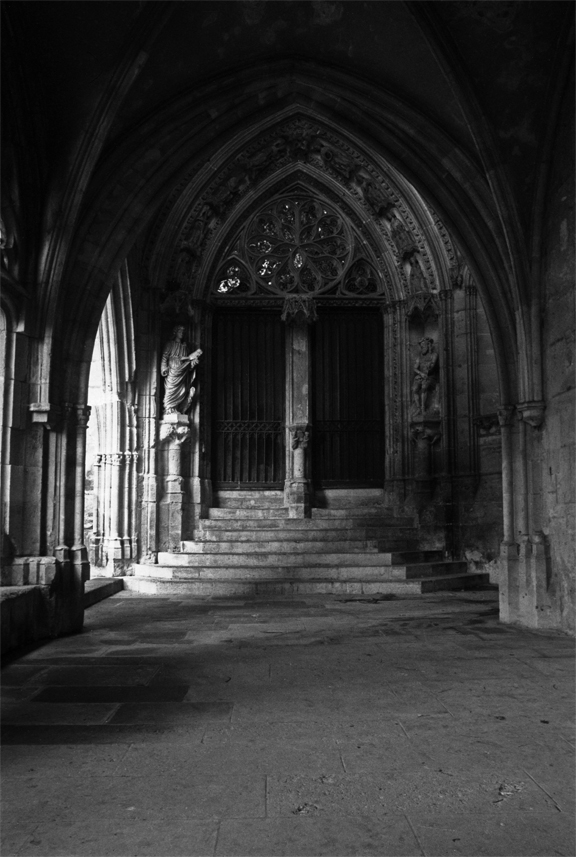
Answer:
[410,415,441,510]
[159,414,190,552]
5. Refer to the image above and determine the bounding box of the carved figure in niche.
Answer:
[359,179,393,217]
[411,337,439,415]
[408,255,428,294]
[390,215,416,258]
[161,325,202,415]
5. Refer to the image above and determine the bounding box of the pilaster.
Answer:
[283,301,314,518]
[159,413,190,551]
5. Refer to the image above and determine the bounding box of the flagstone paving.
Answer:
[1,590,574,856]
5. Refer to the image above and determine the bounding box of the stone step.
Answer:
[178,539,381,554]
[208,507,290,519]
[213,491,285,509]
[83,578,124,608]
[199,517,415,531]
[179,541,443,565]
[187,528,415,543]
[157,551,411,567]
[187,539,420,565]
[136,561,465,582]
[125,572,489,598]
[311,508,413,522]
[313,490,388,510]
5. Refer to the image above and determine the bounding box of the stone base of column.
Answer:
[284,478,312,518]
[518,534,553,629]
[159,476,185,552]
[55,545,84,634]
[71,544,90,584]
[141,474,158,564]
[499,541,520,624]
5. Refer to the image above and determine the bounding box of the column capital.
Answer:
[75,405,91,428]
[438,288,453,304]
[497,405,516,427]
[281,295,318,324]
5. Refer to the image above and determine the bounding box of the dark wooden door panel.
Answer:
[213,311,285,487]
[312,309,384,486]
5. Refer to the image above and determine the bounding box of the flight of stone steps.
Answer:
[127,490,489,597]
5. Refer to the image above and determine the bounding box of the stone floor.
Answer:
[1,590,574,857]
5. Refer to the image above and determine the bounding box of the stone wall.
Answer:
[538,84,575,632]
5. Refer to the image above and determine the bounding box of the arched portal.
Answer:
[34,66,512,612]
[121,116,502,567]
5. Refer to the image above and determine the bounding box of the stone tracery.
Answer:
[147,116,446,306]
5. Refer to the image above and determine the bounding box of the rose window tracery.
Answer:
[214,192,389,298]
[246,198,351,294]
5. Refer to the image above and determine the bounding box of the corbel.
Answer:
[497,405,516,427]
[517,401,545,428]
[29,402,63,430]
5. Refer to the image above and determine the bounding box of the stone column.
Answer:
[159,414,190,551]
[464,285,480,483]
[383,301,408,506]
[126,450,139,563]
[498,405,519,623]
[91,453,103,565]
[282,297,316,518]
[189,300,213,529]
[517,401,547,627]
[71,405,91,586]
[103,452,125,574]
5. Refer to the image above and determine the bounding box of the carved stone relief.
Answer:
[410,337,440,418]
[281,295,318,323]
[147,117,444,304]
[160,325,202,417]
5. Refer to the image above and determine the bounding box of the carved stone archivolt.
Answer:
[146,116,450,306]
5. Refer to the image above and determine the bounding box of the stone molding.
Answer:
[497,406,516,427]
[517,401,545,428]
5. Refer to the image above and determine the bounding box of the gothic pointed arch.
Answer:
[57,62,517,407]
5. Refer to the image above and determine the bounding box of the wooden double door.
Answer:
[213,308,384,488]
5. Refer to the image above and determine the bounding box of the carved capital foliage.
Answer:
[497,405,516,427]
[410,420,441,445]
[438,288,453,305]
[517,401,545,428]
[75,405,91,429]
[159,421,191,445]
[405,291,439,321]
[290,425,310,450]
[281,295,318,323]
[473,413,500,436]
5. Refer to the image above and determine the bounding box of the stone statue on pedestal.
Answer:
[161,325,202,416]
[411,337,438,415]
